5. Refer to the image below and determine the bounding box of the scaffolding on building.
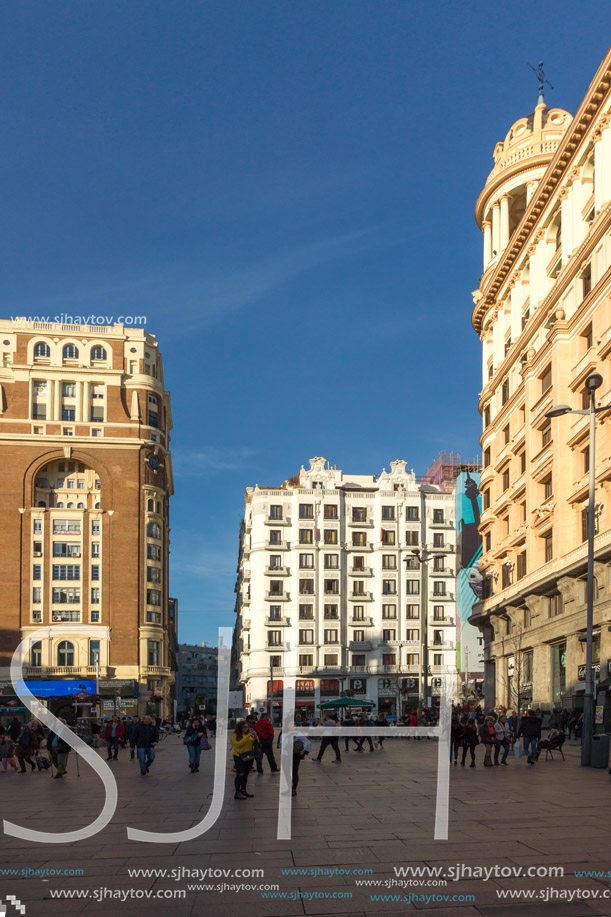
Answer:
[418,451,482,492]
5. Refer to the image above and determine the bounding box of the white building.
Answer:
[233,457,457,721]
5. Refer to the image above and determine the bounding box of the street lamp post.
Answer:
[546,371,611,767]
[409,547,434,715]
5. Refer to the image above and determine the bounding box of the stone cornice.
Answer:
[472,51,611,335]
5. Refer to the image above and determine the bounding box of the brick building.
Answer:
[0,319,175,719]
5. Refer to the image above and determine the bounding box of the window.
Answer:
[433,556,445,572]
[406,628,419,641]
[299,654,313,667]
[33,520,42,534]
[484,531,491,553]
[353,556,365,570]
[268,631,282,647]
[268,555,281,570]
[524,607,532,628]
[502,467,510,492]
[406,530,418,546]
[406,604,419,619]
[324,529,338,544]
[147,640,160,665]
[147,522,161,539]
[269,505,283,520]
[519,451,526,474]
[382,506,395,520]
[299,504,313,519]
[352,581,365,595]
[31,641,42,667]
[62,427,74,437]
[405,556,418,570]
[32,586,41,603]
[581,507,598,542]
[270,655,282,668]
[298,553,313,569]
[503,423,510,445]
[52,564,80,581]
[353,630,365,643]
[546,594,563,617]
[146,611,161,624]
[382,530,396,545]
[91,428,103,437]
[433,606,445,620]
[91,587,100,603]
[488,362,494,379]
[516,551,527,580]
[542,425,551,448]
[352,532,366,547]
[483,488,490,510]
[504,337,512,357]
[382,555,397,570]
[406,653,419,666]
[146,589,161,605]
[382,628,396,642]
[299,630,313,644]
[382,654,396,666]
[269,606,281,620]
[147,544,161,561]
[324,554,339,569]
[543,532,553,563]
[406,507,419,521]
[582,266,592,300]
[324,505,338,519]
[63,344,79,360]
[484,404,491,427]
[33,564,41,581]
[269,580,283,596]
[57,641,75,666]
[541,365,552,394]
[324,580,339,594]
[147,395,158,427]
[91,346,107,362]
[352,507,367,522]
[34,342,50,359]
[299,529,313,545]
[352,606,365,620]
[299,604,313,619]
[382,580,396,595]
[433,582,446,596]
[89,640,100,666]
[62,383,76,398]
[433,509,444,523]
[299,579,314,595]
[269,530,281,545]
[91,564,100,580]
[352,654,366,666]
[543,477,552,500]
[147,566,161,583]
[433,533,444,547]
[92,521,102,537]
[406,580,420,595]
[433,654,443,666]
[53,542,80,557]
[501,379,509,405]
[324,630,338,644]
[583,446,590,474]
[62,407,75,421]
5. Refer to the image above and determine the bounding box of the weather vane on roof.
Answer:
[528,61,554,105]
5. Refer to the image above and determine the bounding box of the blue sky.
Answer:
[1,3,609,644]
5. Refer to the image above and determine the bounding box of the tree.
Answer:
[499,619,532,720]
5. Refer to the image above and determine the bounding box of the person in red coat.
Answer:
[102,716,125,761]
[253,714,279,774]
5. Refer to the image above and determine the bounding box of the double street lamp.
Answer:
[546,371,611,767]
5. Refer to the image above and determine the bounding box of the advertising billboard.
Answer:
[455,472,484,681]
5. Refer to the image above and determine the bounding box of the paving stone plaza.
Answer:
[1,735,611,916]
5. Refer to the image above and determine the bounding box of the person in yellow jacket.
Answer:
[230,722,256,799]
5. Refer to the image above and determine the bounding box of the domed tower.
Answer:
[475,101,572,279]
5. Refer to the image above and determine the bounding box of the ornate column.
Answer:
[53,379,61,422]
[483,220,492,267]
[500,194,510,250]
[559,185,571,264]
[526,180,538,204]
[492,202,500,257]
[76,381,83,422]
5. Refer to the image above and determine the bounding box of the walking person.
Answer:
[517,709,542,765]
[356,713,374,752]
[253,713,279,774]
[493,714,511,766]
[91,718,101,749]
[102,716,124,761]
[128,716,141,759]
[289,731,311,796]
[375,713,389,748]
[0,734,18,772]
[342,712,359,753]
[184,717,205,773]
[47,720,72,778]
[450,715,464,765]
[131,715,159,776]
[460,718,479,767]
[313,714,342,764]
[479,716,496,767]
[9,718,21,742]
[231,721,256,799]
[16,721,39,773]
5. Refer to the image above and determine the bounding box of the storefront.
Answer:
[98,679,139,717]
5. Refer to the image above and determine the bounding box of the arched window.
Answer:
[31,641,42,667]
[77,502,84,509]
[34,342,50,359]
[147,522,161,539]
[147,499,154,512]
[37,501,47,508]
[91,346,107,362]
[56,502,64,508]
[67,502,74,509]
[57,641,75,666]
[95,502,100,509]
[63,344,79,360]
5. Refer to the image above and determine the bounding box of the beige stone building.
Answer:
[470,50,611,718]
[0,319,175,720]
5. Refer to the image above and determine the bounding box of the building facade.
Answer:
[470,50,611,716]
[176,643,219,716]
[0,319,175,720]
[233,456,458,721]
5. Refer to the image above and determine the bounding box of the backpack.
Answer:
[293,737,306,757]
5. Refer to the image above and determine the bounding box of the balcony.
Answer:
[142,666,172,676]
[23,665,109,677]
[432,616,454,625]
[351,591,373,601]
[430,591,454,602]
[265,615,290,626]
[349,566,373,576]
[264,565,290,576]
[345,543,373,552]
[350,665,369,673]
[347,518,374,527]
[265,540,290,551]
[350,615,373,626]
[264,516,291,526]
[430,543,454,553]
[265,591,290,602]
